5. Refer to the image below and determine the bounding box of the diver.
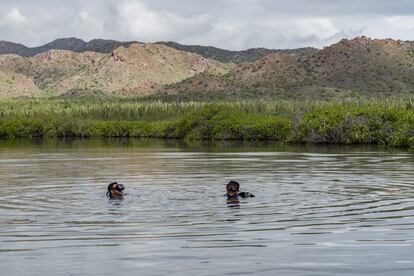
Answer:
[106,182,126,199]
[226,180,255,199]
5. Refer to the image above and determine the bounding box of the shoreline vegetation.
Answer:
[0,98,413,149]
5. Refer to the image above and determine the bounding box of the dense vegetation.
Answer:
[0,98,413,148]
[0,38,135,57]
[159,41,317,63]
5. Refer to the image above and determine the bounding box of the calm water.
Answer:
[1,139,414,276]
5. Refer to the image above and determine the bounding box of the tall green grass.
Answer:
[1,97,413,120]
[0,98,413,147]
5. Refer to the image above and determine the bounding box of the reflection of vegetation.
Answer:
[0,138,398,154]
[0,98,413,147]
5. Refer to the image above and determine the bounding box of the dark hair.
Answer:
[226,180,240,192]
[106,182,118,197]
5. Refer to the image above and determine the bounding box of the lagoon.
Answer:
[1,139,414,275]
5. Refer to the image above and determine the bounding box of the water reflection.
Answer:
[0,139,414,276]
[226,197,240,207]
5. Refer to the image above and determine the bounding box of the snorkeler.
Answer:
[106,182,125,199]
[226,180,255,199]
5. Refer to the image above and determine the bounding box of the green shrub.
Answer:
[297,104,414,146]
[0,119,170,138]
[170,105,292,140]
[0,119,43,138]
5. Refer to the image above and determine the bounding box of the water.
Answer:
[1,139,414,276]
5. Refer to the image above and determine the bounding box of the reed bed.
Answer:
[0,97,413,148]
[1,97,413,120]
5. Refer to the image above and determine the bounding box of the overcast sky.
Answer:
[1,0,414,50]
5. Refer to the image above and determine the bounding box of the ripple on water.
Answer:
[0,144,414,275]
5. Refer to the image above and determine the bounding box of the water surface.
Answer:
[1,139,414,275]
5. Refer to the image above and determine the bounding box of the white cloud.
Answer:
[386,16,414,30]
[175,18,343,50]
[174,21,244,49]
[116,0,214,42]
[258,17,341,48]
[2,7,29,27]
[355,15,414,41]
[72,10,106,39]
[0,7,55,45]
[1,0,414,50]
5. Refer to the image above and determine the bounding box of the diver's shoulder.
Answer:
[238,192,255,198]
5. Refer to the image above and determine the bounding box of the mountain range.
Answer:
[0,36,413,99]
[0,38,135,57]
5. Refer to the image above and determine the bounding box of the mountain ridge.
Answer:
[0,38,136,57]
[157,41,317,63]
[1,36,414,99]
[0,37,317,63]
[0,42,231,98]
[165,36,414,99]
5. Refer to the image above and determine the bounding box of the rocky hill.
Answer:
[0,43,230,97]
[0,37,315,63]
[158,41,317,63]
[166,37,414,99]
[1,36,414,99]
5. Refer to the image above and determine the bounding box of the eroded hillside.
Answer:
[1,37,414,99]
[167,37,414,99]
[0,43,231,97]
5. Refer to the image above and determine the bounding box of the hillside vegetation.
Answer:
[168,37,414,99]
[0,37,316,63]
[0,38,135,56]
[1,37,414,99]
[159,41,317,63]
[0,43,230,97]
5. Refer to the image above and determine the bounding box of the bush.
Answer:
[0,119,169,138]
[0,119,43,138]
[297,104,414,146]
[169,105,292,140]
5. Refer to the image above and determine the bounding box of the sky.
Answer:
[1,0,414,50]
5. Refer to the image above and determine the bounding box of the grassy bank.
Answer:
[0,98,413,148]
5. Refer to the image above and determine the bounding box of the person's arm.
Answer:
[238,192,255,198]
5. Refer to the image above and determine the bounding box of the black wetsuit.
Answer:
[226,192,255,199]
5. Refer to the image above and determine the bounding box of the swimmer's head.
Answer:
[107,182,125,199]
[226,180,240,196]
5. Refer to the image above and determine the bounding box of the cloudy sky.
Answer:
[1,0,414,50]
